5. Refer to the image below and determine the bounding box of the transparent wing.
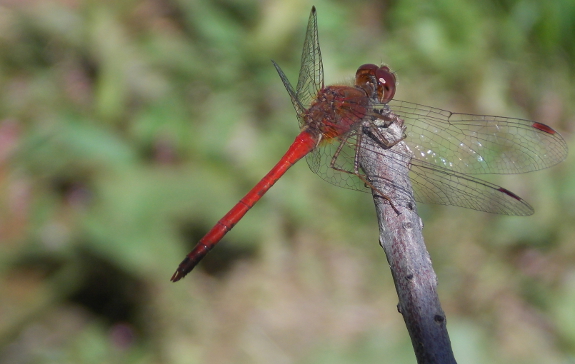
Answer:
[272,60,305,124]
[408,159,533,215]
[388,100,568,175]
[272,7,324,127]
[295,6,324,117]
[309,128,535,215]
[306,131,367,192]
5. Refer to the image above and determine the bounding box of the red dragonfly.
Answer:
[171,6,567,282]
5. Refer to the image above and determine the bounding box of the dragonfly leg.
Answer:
[329,132,401,215]
[366,113,406,149]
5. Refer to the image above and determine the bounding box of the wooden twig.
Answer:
[359,121,457,364]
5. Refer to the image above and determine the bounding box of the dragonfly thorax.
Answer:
[304,85,371,141]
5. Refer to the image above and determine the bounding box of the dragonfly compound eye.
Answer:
[375,66,396,103]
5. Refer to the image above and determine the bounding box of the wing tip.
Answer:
[532,121,557,135]
[497,187,534,216]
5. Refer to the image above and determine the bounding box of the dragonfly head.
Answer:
[355,64,396,104]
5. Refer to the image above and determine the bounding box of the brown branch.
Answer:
[359,122,457,364]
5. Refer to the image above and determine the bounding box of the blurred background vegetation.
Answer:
[0,0,574,363]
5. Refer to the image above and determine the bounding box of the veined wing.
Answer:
[408,159,533,215]
[308,123,536,215]
[272,7,324,127]
[295,6,324,118]
[388,100,568,175]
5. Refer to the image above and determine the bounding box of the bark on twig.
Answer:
[359,122,457,364]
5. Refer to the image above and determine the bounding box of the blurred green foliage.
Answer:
[0,0,574,363]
